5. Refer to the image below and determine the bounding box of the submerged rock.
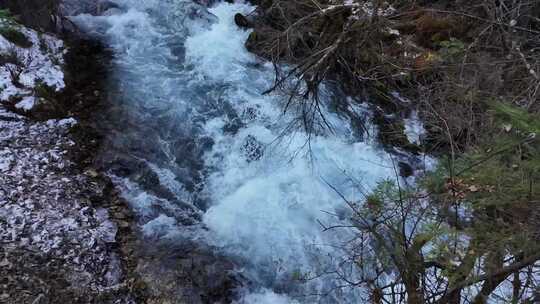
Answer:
[97,0,120,15]
[242,134,264,162]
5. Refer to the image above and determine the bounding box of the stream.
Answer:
[72,1,407,302]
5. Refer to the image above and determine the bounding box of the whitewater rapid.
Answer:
[73,1,400,302]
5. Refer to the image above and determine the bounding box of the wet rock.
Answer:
[398,161,414,178]
[234,13,251,28]
[198,136,215,151]
[97,0,120,15]
[242,106,261,121]
[181,1,219,27]
[101,7,123,17]
[0,0,63,32]
[114,211,128,220]
[223,118,243,134]
[61,0,120,16]
[117,220,131,229]
[242,135,264,162]
[136,241,243,304]
[85,168,99,178]
[61,0,98,16]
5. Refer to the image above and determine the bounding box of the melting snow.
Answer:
[0,23,65,109]
[14,95,36,110]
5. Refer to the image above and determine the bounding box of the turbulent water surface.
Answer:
[73,1,402,302]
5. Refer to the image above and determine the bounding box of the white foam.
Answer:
[404,110,425,145]
[184,2,254,81]
[141,214,178,238]
[186,1,395,297]
[237,289,300,304]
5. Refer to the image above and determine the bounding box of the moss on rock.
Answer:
[0,27,32,48]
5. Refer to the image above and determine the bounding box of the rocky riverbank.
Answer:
[0,9,147,304]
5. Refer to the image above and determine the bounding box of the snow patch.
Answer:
[0,24,65,104]
[14,96,37,110]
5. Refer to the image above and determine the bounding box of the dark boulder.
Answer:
[0,0,62,32]
[234,13,251,28]
[398,161,414,178]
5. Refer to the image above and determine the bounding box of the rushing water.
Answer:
[73,1,402,302]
